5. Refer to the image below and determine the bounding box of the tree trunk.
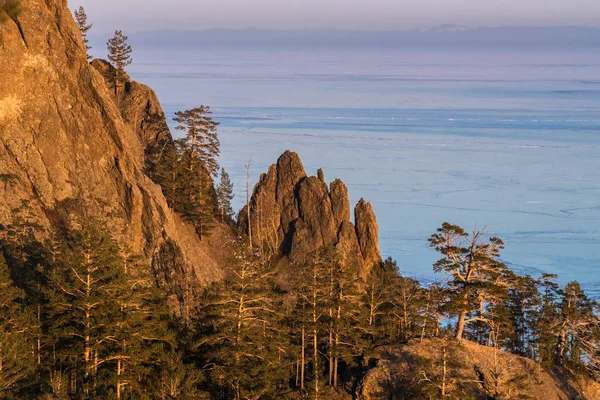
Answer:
[456,310,467,340]
[37,303,42,365]
[117,357,122,400]
[441,344,447,397]
[313,270,319,399]
[246,160,253,252]
[301,324,305,390]
[313,325,319,400]
[295,357,300,387]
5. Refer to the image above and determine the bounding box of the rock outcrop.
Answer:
[0,0,228,311]
[358,338,600,400]
[239,151,380,275]
[91,58,171,172]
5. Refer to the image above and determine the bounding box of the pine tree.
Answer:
[152,140,182,210]
[216,168,234,223]
[392,275,423,341]
[0,252,34,397]
[419,282,448,340]
[429,223,515,341]
[506,275,540,357]
[177,147,216,238]
[152,350,206,400]
[172,106,221,238]
[290,247,356,398]
[418,338,466,399]
[322,248,361,388]
[173,106,220,178]
[44,225,124,397]
[107,30,133,95]
[556,281,598,374]
[358,258,395,349]
[74,6,93,60]
[196,249,286,399]
[112,250,178,399]
[531,273,561,366]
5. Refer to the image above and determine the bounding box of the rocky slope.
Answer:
[0,0,381,310]
[359,338,600,400]
[239,151,381,276]
[0,0,229,311]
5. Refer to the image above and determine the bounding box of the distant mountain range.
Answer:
[89,26,600,50]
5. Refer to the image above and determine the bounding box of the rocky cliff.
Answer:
[239,151,381,276]
[0,0,229,310]
[0,0,382,307]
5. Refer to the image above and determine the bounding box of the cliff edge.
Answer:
[0,0,229,310]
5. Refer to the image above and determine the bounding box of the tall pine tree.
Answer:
[0,252,34,398]
[45,225,125,397]
[196,249,286,399]
[173,106,220,177]
[74,6,93,60]
[107,30,133,95]
[429,223,514,340]
[171,106,221,237]
[216,168,234,223]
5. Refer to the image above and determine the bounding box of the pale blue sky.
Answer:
[75,0,600,33]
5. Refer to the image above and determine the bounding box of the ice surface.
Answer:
[128,47,600,297]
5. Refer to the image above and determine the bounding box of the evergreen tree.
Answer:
[392,275,423,341]
[173,106,220,178]
[177,147,216,238]
[505,275,540,357]
[556,281,599,374]
[216,168,235,223]
[289,247,363,397]
[107,30,133,94]
[429,223,514,340]
[44,225,125,397]
[0,252,34,398]
[112,250,178,399]
[320,247,361,388]
[152,140,182,210]
[152,350,206,400]
[74,6,93,60]
[358,258,396,346]
[196,249,286,399]
[170,107,221,238]
[418,338,466,399]
[419,282,448,340]
[531,273,561,366]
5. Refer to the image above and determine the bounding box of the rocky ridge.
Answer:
[239,151,381,275]
[0,0,228,311]
[358,338,600,400]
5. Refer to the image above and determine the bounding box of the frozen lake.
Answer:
[126,47,600,296]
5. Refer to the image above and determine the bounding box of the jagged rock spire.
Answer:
[239,151,381,275]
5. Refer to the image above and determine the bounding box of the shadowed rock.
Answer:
[355,198,381,270]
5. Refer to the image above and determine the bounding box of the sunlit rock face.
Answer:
[0,0,228,313]
[240,150,381,276]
